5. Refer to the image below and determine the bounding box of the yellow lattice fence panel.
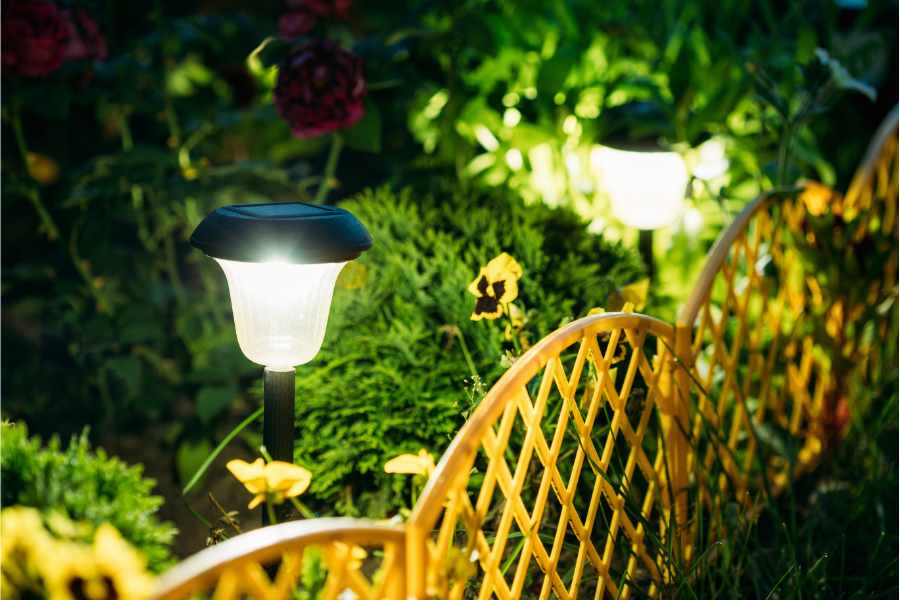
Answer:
[675,108,899,559]
[839,112,899,403]
[151,518,406,600]
[408,312,688,599]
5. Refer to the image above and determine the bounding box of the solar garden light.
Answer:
[190,202,372,518]
[590,144,689,280]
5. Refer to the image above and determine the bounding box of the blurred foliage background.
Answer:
[2,0,896,555]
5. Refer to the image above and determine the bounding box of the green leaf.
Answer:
[196,385,236,423]
[105,356,142,397]
[342,98,382,153]
[537,45,579,95]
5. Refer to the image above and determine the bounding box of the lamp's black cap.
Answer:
[190,202,372,264]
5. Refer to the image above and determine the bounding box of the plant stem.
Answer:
[182,406,264,495]
[289,497,316,519]
[10,109,60,240]
[266,501,278,525]
[456,328,479,381]
[314,133,343,203]
[776,120,794,187]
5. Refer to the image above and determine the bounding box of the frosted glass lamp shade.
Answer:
[591,146,688,230]
[216,258,345,369]
[190,201,372,370]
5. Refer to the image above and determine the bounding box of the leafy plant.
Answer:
[0,421,176,572]
[291,185,644,517]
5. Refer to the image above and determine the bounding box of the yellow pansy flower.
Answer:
[2,509,152,600]
[92,523,154,600]
[1,507,53,594]
[42,540,101,600]
[384,449,436,477]
[226,458,312,509]
[468,253,523,321]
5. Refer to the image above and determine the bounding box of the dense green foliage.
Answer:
[0,422,176,571]
[294,186,644,515]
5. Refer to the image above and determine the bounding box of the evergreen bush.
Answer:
[0,422,176,572]
[294,187,644,516]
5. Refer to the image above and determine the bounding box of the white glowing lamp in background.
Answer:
[590,145,689,230]
[190,202,372,498]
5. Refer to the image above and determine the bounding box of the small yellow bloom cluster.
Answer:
[226,457,312,509]
[1,507,153,600]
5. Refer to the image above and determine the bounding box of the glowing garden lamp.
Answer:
[190,202,372,488]
[591,145,688,278]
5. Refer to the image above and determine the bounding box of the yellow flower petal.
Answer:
[495,278,519,305]
[227,458,268,495]
[384,450,435,476]
[484,253,523,282]
[93,523,154,600]
[248,494,266,510]
[227,458,265,483]
[470,304,503,321]
[264,461,312,497]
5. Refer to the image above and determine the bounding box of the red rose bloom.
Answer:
[2,0,70,77]
[61,9,107,62]
[274,41,366,138]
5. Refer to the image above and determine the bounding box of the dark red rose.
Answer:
[278,8,317,39]
[2,0,70,77]
[61,9,107,62]
[274,41,366,138]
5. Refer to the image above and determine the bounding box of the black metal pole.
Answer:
[263,367,295,524]
[639,229,655,281]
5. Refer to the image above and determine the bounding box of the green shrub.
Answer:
[0,422,176,572]
[294,187,644,516]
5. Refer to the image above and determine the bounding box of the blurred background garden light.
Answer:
[190,202,372,517]
[591,145,689,230]
[591,145,689,279]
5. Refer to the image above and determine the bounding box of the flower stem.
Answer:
[289,497,316,519]
[10,109,60,240]
[456,329,479,381]
[266,501,278,525]
[314,133,343,204]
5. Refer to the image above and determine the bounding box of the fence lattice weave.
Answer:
[152,108,898,600]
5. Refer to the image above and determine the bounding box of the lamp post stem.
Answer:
[263,367,295,524]
[638,229,655,281]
